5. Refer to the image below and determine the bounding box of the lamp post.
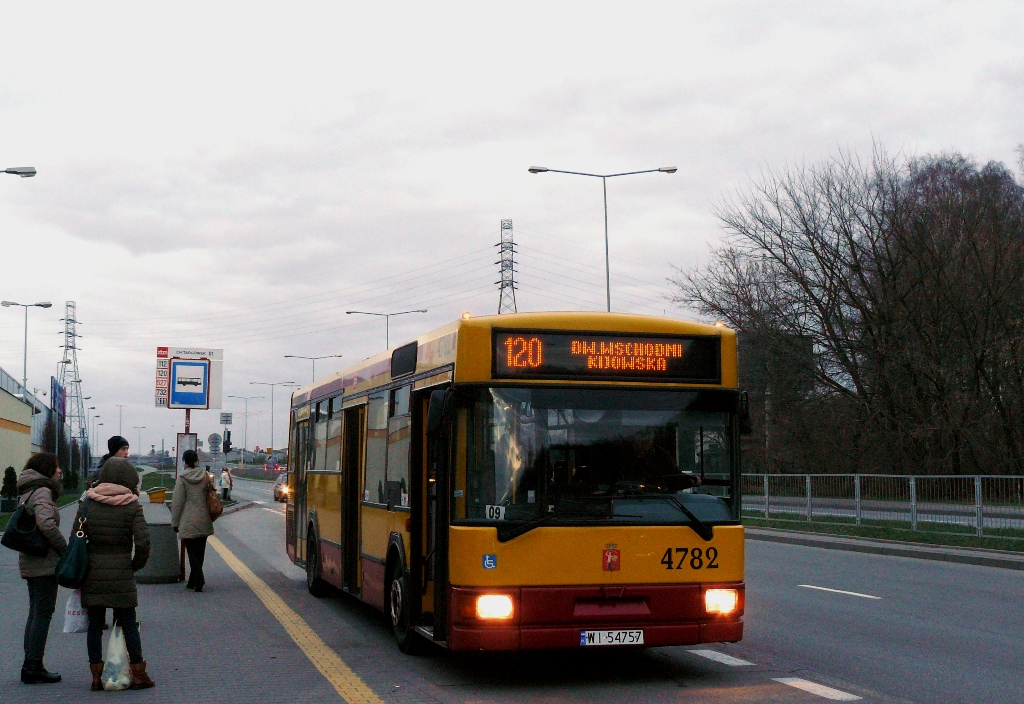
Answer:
[132,426,145,464]
[3,166,36,178]
[345,309,427,348]
[227,395,263,468]
[250,381,298,456]
[528,165,676,312]
[116,404,125,436]
[283,355,342,384]
[1,301,52,394]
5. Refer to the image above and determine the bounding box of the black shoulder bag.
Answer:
[1,489,52,557]
[56,499,90,589]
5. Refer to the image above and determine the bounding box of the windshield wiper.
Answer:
[495,506,643,542]
[496,513,556,542]
[661,495,715,542]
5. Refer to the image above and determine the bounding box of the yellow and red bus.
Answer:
[286,312,746,652]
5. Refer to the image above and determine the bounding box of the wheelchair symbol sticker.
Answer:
[482,554,497,570]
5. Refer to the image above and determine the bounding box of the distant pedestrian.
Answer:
[218,466,233,501]
[80,457,155,690]
[170,450,214,592]
[16,452,68,685]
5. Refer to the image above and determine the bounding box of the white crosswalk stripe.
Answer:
[773,678,862,701]
[687,649,755,666]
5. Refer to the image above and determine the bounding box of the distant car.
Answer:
[273,473,289,502]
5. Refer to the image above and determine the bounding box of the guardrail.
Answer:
[742,474,1024,540]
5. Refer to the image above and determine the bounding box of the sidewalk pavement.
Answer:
[0,505,340,702]
[746,526,1024,571]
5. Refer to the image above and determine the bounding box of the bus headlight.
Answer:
[476,594,514,620]
[705,588,738,615]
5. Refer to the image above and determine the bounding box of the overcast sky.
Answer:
[2,2,1022,455]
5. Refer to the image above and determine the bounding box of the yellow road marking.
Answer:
[209,537,384,704]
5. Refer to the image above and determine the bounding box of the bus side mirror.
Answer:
[738,391,753,436]
[426,389,452,438]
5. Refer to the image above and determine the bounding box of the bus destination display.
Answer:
[493,330,721,383]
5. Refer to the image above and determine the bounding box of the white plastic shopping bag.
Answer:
[101,625,131,691]
[62,589,88,634]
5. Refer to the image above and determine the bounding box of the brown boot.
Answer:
[129,661,155,689]
[89,662,104,691]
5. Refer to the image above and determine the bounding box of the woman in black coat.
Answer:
[79,458,155,690]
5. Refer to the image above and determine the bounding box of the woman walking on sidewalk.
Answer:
[80,457,155,690]
[170,450,214,592]
[16,452,68,685]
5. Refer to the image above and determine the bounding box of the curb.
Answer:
[222,500,255,516]
[745,527,1024,572]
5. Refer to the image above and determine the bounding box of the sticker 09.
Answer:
[482,554,498,570]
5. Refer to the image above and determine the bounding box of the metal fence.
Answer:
[742,473,1024,540]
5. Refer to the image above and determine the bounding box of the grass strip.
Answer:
[743,514,1024,553]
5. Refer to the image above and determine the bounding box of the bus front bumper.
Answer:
[448,583,744,651]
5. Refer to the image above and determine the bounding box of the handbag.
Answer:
[206,474,224,521]
[56,500,90,589]
[1,489,51,557]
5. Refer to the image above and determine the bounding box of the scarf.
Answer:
[19,476,63,503]
[85,482,139,506]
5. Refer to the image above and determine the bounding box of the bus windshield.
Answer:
[460,387,737,526]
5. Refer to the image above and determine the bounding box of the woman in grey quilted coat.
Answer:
[80,457,155,690]
[170,450,214,591]
[16,452,67,685]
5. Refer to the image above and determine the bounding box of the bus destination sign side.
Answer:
[492,330,721,383]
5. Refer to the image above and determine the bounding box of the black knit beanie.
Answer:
[107,435,130,455]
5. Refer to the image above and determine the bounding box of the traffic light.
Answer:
[223,430,232,454]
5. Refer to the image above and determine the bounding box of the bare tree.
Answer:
[672,147,1024,475]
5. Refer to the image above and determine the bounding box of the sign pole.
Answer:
[185,408,191,434]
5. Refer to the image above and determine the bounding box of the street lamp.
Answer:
[116,404,126,436]
[345,309,427,348]
[227,395,264,467]
[1,301,52,394]
[3,166,36,178]
[528,165,676,312]
[283,355,342,384]
[250,381,298,455]
[132,427,145,463]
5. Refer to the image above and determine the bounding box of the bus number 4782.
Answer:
[660,547,719,570]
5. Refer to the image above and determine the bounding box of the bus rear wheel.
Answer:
[388,566,422,654]
[305,532,330,597]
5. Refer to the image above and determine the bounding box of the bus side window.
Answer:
[326,396,343,473]
[314,401,328,471]
[365,393,388,503]
[386,385,412,508]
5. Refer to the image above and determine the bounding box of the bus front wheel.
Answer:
[388,565,422,654]
[305,532,330,597]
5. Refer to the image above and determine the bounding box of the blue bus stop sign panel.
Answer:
[169,359,210,409]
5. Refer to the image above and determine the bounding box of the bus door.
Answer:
[293,415,311,562]
[423,388,453,644]
[341,405,364,592]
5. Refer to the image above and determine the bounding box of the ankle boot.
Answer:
[90,662,104,691]
[129,661,155,689]
[21,659,61,684]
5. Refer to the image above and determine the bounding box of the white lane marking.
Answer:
[773,678,862,701]
[687,649,754,666]
[261,507,284,514]
[798,585,881,600]
[254,500,267,505]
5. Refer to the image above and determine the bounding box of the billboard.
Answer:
[50,377,66,420]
